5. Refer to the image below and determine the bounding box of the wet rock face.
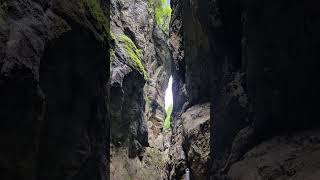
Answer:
[0,0,109,180]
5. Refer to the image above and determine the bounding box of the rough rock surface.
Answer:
[169,0,320,179]
[2,0,320,179]
[111,145,169,180]
[228,129,320,180]
[182,103,210,180]
[208,0,320,178]
[0,0,109,179]
[168,0,212,179]
[110,0,171,179]
[167,2,187,178]
[145,25,172,151]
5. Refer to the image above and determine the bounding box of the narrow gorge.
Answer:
[1,0,320,180]
[109,0,171,178]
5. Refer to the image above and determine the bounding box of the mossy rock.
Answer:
[117,34,147,79]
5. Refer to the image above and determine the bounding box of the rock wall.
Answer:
[228,129,320,180]
[169,0,320,179]
[221,1,320,179]
[109,0,171,179]
[0,0,109,180]
[1,0,319,179]
[168,0,211,179]
[209,1,320,178]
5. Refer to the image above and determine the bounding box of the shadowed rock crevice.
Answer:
[38,29,108,180]
[2,0,320,180]
[0,0,110,179]
[0,65,44,180]
[110,69,147,158]
[169,0,320,179]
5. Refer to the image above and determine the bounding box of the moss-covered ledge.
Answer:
[116,34,147,79]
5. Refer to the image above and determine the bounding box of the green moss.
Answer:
[118,34,147,79]
[110,32,116,41]
[153,0,171,33]
[164,104,173,130]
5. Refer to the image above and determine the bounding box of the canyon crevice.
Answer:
[0,0,109,179]
[1,0,320,180]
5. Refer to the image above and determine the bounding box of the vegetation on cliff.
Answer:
[164,104,172,130]
[118,34,147,79]
[149,0,172,33]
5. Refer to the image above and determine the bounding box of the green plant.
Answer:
[118,34,147,79]
[164,104,173,130]
[110,32,116,40]
[153,0,172,33]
